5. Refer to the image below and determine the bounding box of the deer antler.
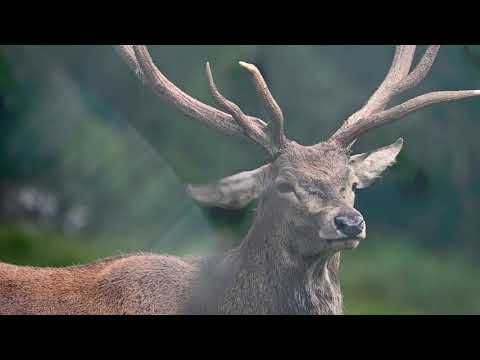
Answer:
[113,45,287,157]
[328,45,480,147]
[239,61,286,149]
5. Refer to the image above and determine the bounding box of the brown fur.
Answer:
[0,254,198,314]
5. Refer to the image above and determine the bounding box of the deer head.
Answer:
[115,45,479,258]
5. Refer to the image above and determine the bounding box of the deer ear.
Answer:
[349,138,403,189]
[186,164,271,209]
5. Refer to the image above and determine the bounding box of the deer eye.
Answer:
[276,181,295,194]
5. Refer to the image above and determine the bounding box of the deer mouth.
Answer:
[326,236,363,250]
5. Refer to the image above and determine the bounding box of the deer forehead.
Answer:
[275,142,350,184]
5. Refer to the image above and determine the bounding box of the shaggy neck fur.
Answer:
[186,196,343,315]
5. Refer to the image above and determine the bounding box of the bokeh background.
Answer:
[1,45,480,314]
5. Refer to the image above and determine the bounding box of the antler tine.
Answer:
[114,45,144,79]
[337,90,480,142]
[205,62,276,155]
[359,45,417,116]
[328,45,480,147]
[331,45,416,133]
[386,45,417,84]
[114,45,272,154]
[239,61,287,149]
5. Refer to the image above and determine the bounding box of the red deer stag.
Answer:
[0,45,478,314]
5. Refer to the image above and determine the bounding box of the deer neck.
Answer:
[209,203,344,315]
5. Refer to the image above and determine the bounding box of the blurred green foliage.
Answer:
[0,224,107,267]
[1,45,480,314]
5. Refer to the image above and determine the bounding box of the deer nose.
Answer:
[334,213,365,237]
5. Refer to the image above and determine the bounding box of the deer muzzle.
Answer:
[334,213,365,238]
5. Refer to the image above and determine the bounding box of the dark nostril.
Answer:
[334,215,364,237]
